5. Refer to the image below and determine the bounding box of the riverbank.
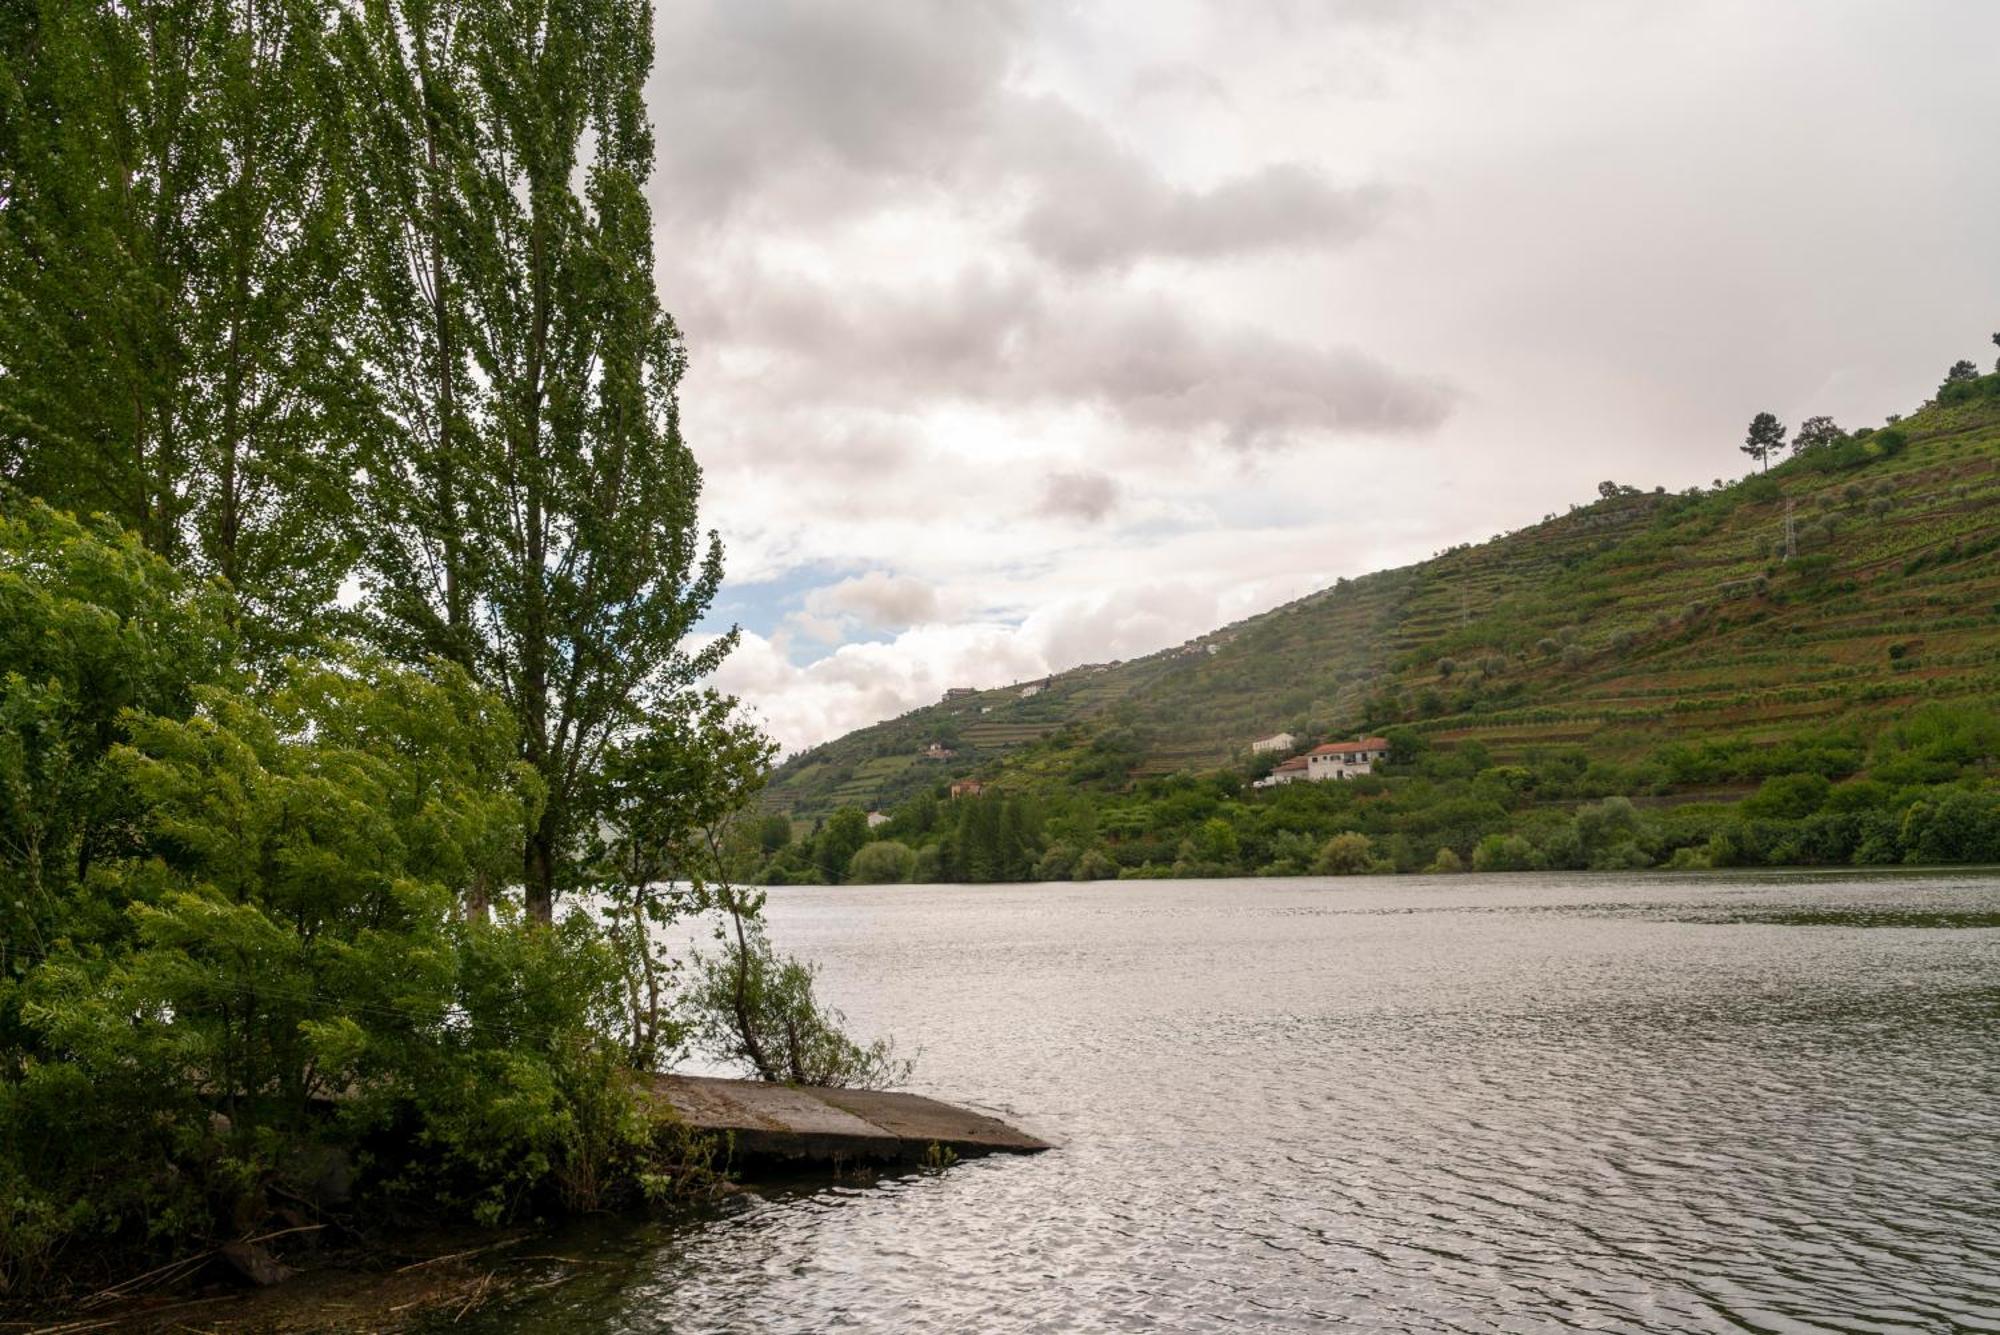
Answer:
[5,1079,1047,1333]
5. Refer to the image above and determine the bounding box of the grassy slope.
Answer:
[766,385,2000,819]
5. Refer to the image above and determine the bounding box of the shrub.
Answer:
[1074,847,1120,881]
[687,926,910,1089]
[1314,831,1377,875]
[1900,791,2000,864]
[0,506,687,1296]
[1429,847,1464,873]
[849,839,918,883]
[1471,833,1543,872]
[1743,772,1831,820]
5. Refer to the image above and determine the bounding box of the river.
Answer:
[475,871,2000,1332]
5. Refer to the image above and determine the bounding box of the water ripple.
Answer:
[476,873,2000,1333]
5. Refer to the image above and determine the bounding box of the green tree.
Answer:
[1742,411,1785,472]
[0,523,635,1291]
[757,813,794,853]
[0,502,232,1005]
[814,808,870,883]
[1791,415,1842,455]
[596,691,772,1067]
[338,0,732,919]
[0,0,363,648]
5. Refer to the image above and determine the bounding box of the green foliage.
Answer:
[813,808,871,883]
[686,923,909,1089]
[0,0,364,650]
[1314,831,1376,875]
[848,840,918,884]
[339,0,731,920]
[595,691,774,1068]
[1472,834,1543,872]
[0,502,727,1298]
[1743,411,1786,470]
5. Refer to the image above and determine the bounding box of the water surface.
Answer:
[483,872,2000,1332]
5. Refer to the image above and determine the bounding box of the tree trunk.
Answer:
[524,813,556,923]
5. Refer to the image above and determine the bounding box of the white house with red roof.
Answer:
[1252,755,1311,789]
[1303,737,1391,782]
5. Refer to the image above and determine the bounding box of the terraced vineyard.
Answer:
[765,380,2000,818]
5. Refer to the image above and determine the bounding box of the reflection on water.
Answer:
[475,872,2000,1333]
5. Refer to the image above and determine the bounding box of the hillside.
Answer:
[765,373,2000,822]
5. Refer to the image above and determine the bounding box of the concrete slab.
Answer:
[644,1074,1051,1169]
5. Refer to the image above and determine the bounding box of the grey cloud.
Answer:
[1038,470,1121,522]
[651,0,1023,221]
[1018,141,1394,272]
[710,264,1451,446]
[651,1,1396,270]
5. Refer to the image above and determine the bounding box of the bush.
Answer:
[0,508,676,1295]
[1314,831,1376,875]
[1472,834,1543,872]
[848,839,918,883]
[686,925,910,1089]
[1743,772,1831,820]
[1074,847,1120,881]
[1899,791,2000,865]
[1429,847,1464,872]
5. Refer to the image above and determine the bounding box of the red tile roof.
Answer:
[1308,737,1391,757]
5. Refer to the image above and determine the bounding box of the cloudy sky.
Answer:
[646,0,2000,755]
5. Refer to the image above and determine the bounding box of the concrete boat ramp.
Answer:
[645,1074,1050,1168]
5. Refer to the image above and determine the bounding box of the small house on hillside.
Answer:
[1253,755,1310,789]
[943,687,976,701]
[1304,737,1391,782]
[950,778,986,799]
[866,811,890,829]
[1251,732,1296,754]
[923,742,956,760]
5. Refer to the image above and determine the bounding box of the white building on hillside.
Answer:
[1304,737,1391,782]
[1253,756,1310,788]
[1251,732,1296,754]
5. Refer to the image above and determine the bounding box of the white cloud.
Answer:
[658,0,2000,753]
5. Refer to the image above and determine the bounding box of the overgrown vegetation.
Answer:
[0,0,892,1308]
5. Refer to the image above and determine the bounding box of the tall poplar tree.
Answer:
[341,0,732,921]
[0,0,361,649]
